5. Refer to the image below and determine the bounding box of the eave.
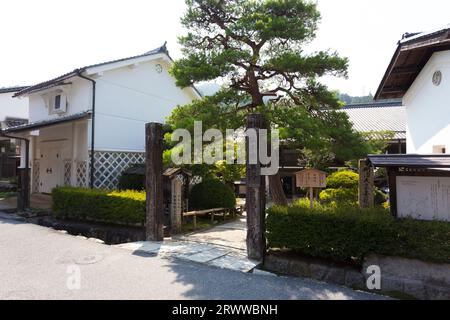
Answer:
[375,27,450,100]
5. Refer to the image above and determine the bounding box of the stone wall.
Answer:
[264,251,450,300]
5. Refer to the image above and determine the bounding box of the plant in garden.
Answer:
[52,187,146,225]
[319,170,359,205]
[189,178,236,209]
[168,0,369,205]
[266,204,450,265]
[319,170,387,206]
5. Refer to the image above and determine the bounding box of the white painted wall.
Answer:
[93,58,197,152]
[25,55,198,153]
[0,91,28,122]
[403,50,450,154]
[28,77,92,123]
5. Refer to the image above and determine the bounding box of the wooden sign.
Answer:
[296,169,327,188]
[296,169,327,209]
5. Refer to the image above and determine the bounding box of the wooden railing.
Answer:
[183,207,237,229]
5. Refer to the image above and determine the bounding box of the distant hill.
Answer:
[338,93,374,105]
[338,93,401,105]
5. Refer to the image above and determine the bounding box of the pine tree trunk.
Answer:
[268,173,288,205]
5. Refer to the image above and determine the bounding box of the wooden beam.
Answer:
[145,122,164,241]
[381,86,406,94]
[391,66,420,75]
[246,113,266,262]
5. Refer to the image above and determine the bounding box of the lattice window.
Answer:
[91,151,145,189]
[63,160,72,186]
[76,161,88,187]
[33,160,40,193]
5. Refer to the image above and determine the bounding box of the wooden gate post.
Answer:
[17,168,30,212]
[359,159,374,208]
[145,123,164,241]
[246,114,266,261]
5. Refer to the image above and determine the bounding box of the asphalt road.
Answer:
[0,215,384,300]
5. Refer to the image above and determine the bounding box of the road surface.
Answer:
[0,214,384,300]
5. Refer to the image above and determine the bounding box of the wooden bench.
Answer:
[183,207,235,229]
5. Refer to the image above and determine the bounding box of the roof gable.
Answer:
[14,43,201,99]
[375,25,450,100]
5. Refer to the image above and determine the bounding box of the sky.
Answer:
[0,0,449,96]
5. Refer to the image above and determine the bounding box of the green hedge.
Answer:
[189,179,236,210]
[52,187,146,225]
[266,204,450,265]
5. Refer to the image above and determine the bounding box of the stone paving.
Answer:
[116,215,261,273]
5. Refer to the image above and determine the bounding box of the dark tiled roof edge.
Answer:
[0,86,29,94]
[2,111,92,134]
[343,101,403,109]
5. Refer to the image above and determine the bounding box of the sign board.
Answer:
[296,169,327,188]
[396,176,450,221]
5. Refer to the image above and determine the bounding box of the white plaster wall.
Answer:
[403,50,450,154]
[93,58,196,152]
[28,77,92,122]
[33,121,88,161]
[0,92,28,121]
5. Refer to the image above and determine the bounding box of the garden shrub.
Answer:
[326,170,359,189]
[320,170,359,206]
[266,204,450,265]
[319,170,387,206]
[118,173,144,191]
[52,187,146,225]
[189,179,236,210]
[319,188,357,205]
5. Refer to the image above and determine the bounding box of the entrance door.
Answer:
[40,147,63,194]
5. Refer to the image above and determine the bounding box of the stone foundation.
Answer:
[264,251,450,300]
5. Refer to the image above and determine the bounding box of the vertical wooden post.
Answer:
[309,187,314,209]
[17,139,30,212]
[170,178,182,234]
[145,123,164,241]
[387,168,398,217]
[246,114,266,261]
[359,159,374,208]
[17,168,30,212]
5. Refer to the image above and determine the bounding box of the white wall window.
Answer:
[49,92,67,114]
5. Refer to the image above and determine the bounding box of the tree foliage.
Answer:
[168,0,370,202]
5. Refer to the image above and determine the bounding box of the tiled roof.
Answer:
[0,86,29,94]
[342,101,406,140]
[368,154,450,168]
[3,111,91,134]
[375,24,450,100]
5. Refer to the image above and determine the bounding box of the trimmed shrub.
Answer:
[118,173,144,191]
[52,187,146,225]
[189,179,236,210]
[319,188,357,205]
[267,204,450,265]
[320,170,387,207]
[320,170,359,206]
[326,170,359,189]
